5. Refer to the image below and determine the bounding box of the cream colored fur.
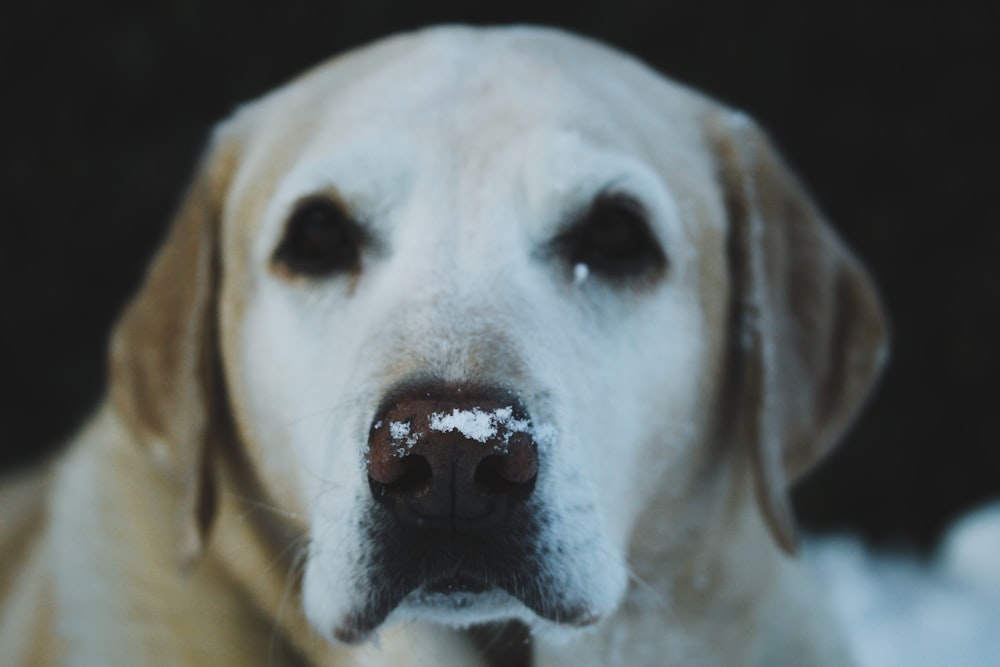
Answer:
[0,26,886,666]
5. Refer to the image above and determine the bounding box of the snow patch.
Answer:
[428,406,530,445]
[388,420,421,455]
[939,502,1000,593]
[427,406,558,452]
[806,504,1000,667]
[389,421,411,440]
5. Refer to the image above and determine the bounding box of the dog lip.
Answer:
[330,575,496,643]
[332,609,391,644]
[549,607,601,627]
[330,570,601,643]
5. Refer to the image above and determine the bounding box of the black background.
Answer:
[1,1,997,552]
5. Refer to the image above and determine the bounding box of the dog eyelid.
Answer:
[551,191,669,285]
[271,196,372,278]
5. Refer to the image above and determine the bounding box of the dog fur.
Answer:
[0,26,886,666]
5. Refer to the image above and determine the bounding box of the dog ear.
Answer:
[711,112,888,553]
[109,126,238,566]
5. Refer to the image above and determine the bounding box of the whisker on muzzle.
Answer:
[281,391,373,432]
[229,492,306,523]
[269,537,312,666]
[626,567,671,610]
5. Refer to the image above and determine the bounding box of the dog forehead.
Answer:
[226,26,718,192]
[218,26,729,277]
[245,26,676,130]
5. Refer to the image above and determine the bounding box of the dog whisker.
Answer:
[625,568,671,610]
[269,539,311,667]
[282,392,371,431]
[228,492,305,522]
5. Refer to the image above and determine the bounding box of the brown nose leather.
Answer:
[367,387,539,528]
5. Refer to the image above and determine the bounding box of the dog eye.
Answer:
[556,195,667,282]
[273,198,365,276]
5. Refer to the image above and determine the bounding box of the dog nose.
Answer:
[367,387,538,527]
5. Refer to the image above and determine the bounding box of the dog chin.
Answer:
[329,587,532,644]
[329,582,605,645]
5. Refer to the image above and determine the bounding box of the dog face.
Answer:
[110,26,886,647]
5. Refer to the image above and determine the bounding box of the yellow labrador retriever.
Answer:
[0,25,886,667]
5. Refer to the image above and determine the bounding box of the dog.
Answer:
[0,25,886,666]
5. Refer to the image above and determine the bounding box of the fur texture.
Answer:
[0,26,886,666]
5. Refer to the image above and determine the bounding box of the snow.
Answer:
[428,406,532,446]
[389,421,411,440]
[573,263,589,286]
[806,502,1000,667]
[384,419,421,455]
[940,503,1000,594]
[372,406,557,458]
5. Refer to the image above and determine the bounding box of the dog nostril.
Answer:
[369,455,432,497]
[475,454,537,496]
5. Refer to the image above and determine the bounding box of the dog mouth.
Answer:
[329,508,599,643]
[331,571,523,643]
[333,573,597,644]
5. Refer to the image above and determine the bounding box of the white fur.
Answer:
[808,512,1000,667]
[229,31,717,644]
[2,25,888,667]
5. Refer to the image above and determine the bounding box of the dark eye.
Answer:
[555,194,667,282]
[273,198,365,276]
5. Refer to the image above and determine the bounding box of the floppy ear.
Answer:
[711,112,888,553]
[109,127,238,566]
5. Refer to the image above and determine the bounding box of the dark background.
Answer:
[2,1,997,552]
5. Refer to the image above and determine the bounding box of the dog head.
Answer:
[109,26,886,646]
